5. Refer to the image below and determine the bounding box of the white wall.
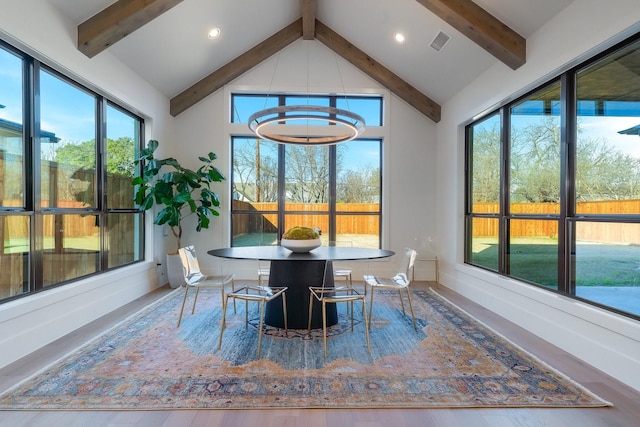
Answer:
[437,0,640,391]
[171,40,439,280]
[0,2,171,369]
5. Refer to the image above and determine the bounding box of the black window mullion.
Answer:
[559,72,576,294]
[277,142,286,242]
[97,97,108,272]
[463,125,473,262]
[30,59,43,292]
[499,107,510,275]
[328,145,337,242]
[328,97,337,242]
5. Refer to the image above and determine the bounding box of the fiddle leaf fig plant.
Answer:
[132,139,226,253]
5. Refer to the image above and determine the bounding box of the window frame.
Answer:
[230,93,384,248]
[0,38,145,304]
[464,31,640,321]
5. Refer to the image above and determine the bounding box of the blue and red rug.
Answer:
[0,287,611,409]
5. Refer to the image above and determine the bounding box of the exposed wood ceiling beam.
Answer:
[315,20,441,123]
[415,0,526,70]
[302,0,316,40]
[170,19,303,117]
[78,0,184,58]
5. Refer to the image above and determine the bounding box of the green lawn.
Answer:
[4,237,100,253]
[472,237,640,287]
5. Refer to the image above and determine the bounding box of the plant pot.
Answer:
[166,253,185,288]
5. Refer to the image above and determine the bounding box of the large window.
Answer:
[231,94,383,248]
[465,33,640,320]
[0,40,143,303]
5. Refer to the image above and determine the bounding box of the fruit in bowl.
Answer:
[281,226,321,253]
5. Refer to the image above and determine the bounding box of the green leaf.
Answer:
[132,140,225,237]
[140,195,154,210]
[147,139,159,151]
[173,192,191,204]
[197,213,210,232]
[161,158,181,169]
[207,167,225,181]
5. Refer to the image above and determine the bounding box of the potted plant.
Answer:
[132,139,226,287]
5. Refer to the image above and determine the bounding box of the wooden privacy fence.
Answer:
[472,200,640,244]
[233,200,380,236]
[2,203,100,239]
[1,164,133,239]
[4,192,639,243]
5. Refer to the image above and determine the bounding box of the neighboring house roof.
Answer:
[0,118,60,143]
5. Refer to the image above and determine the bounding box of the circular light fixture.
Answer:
[248,105,366,145]
[207,28,221,39]
[394,32,406,43]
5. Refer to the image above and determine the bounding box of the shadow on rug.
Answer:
[0,287,611,410]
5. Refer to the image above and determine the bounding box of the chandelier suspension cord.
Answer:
[263,51,283,111]
[334,52,351,113]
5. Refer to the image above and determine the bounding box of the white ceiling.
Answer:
[48,0,575,107]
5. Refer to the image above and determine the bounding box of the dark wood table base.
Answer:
[264,260,337,329]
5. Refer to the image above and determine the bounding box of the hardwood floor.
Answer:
[0,282,638,427]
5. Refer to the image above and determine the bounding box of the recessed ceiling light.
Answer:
[393,32,405,43]
[208,28,221,39]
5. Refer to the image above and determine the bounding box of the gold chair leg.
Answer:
[398,289,406,316]
[231,280,237,314]
[322,300,328,358]
[282,293,288,334]
[348,274,353,315]
[177,285,190,327]
[219,286,225,319]
[362,299,371,354]
[345,275,352,315]
[350,298,355,331]
[244,293,249,330]
[257,300,265,358]
[191,287,200,314]
[405,288,417,330]
[307,291,314,333]
[368,287,375,329]
[218,294,229,350]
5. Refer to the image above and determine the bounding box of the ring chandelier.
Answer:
[248,104,366,145]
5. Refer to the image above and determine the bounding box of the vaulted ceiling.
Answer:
[48,0,574,122]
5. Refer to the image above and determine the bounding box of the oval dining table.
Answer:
[208,245,395,329]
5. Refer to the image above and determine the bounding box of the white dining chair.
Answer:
[177,245,236,327]
[218,259,288,358]
[308,261,370,357]
[363,247,418,330]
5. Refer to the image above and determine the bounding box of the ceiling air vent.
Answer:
[430,31,451,52]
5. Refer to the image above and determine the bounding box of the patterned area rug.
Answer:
[0,287,611,410]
